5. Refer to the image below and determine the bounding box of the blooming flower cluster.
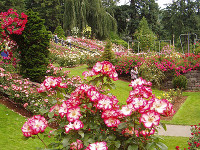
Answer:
[0,66,40,105]
[37,76,68,93]
[121,77,175,136]
[22,61,174,149]
[21,115,48,137]
[82,61,118,81]
[85,142,108,150]
[70,139,83,150]
[0,8,27,36]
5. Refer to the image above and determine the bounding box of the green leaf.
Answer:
[78,131,84,138]
[39,108,48,114]
[57,91,64,99]
[156,142,168,150]
[109,83,116,89]
[48,118,55,123]
[128,144,138,150]
[107,134,116,141]
[160,122,167,131]
[62,137,70,147]
[48,111,54,118]
[146,142,156,150]
[118,122,127,129]
[90,80,98,86]
[114,141,121,148]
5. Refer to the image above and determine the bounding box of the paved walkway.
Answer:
[157,124,191,137]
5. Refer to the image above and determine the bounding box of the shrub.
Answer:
[176,123,200,150]
[100,39,114,62]
[22,61,173,150]
[10,9,50,83]
[86,55,100,68]
[194,41,200,54]
[139,63,166,88]
[172,75,188,90]
[54,25,65,39]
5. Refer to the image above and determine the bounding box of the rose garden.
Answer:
[0,2,200,150]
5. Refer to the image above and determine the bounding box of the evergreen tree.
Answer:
[101,39,114,62]
[54,25,65,38]
[10,9,50,82]
[134,17,157,52]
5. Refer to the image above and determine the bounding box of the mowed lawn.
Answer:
[0,103,52,150]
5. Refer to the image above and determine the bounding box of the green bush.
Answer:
[86,55,100,68]
[139,63,166,88]
[100,39,114,62]
[54,25,65,39]
[109,31,128,48]
[172,75,188,90]
[10,9,50,83]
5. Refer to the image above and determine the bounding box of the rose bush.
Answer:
[22,61,174,150]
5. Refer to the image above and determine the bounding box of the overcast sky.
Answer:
[118,0,173,9]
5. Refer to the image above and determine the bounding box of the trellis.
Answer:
[179,33,197,54]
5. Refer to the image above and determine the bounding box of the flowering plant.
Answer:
[176,123,200,150]
[22,61,174,150]
[0,9,27,67]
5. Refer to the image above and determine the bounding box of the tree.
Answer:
[101,39,114,62]
[161,0,200,44]
[101,0,119,7]
[25,0,64,32]
[63,0,117,39]
[10,9,50,82]
[0,0,25,13]
[134,17,157,52]
[113,0,160,39]
[54,25,65,39]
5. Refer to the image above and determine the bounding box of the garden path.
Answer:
[157,124,191,137]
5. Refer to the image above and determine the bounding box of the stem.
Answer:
[37,134,47,148]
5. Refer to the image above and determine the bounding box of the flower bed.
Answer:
[20,61,174,150]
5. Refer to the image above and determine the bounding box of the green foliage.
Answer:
[85,55,100,68]
[139,63,166,88]
[25,0,64,32]
[0,0,25,13]
[10,9,50,83]
[161,0,200,44]
[194,41,200,54]
[63,0,117,39]
[134,17,157,52]
[100,40,114,62]
[172,75,188,90]
[54,25,65,39]
[109,31,128,48]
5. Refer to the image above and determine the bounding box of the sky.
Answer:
[118,0,173,9]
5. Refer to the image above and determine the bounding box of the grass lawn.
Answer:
[0,103,52,150]
[159,136,189,149]
[162,92,200,125]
